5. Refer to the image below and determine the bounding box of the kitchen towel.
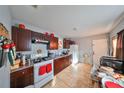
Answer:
[39,65,46,75]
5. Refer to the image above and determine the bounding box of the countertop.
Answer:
[53,54,72,60]
[11,63,34,73]
[10,54,72,73]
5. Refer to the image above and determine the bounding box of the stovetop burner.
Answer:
[32,57,52,64]
[32,57,44,64]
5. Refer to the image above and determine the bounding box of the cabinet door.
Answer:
[63,39,70,49]
[54,57,65,75]
[31,31,38,39]
[17,29,31,51]
[54,55,72,75]
[12,26,31,51]
[10,66,34,88]
[49,37,58,50]
[31,31,43,40]
[10,77,16,88]
[43,34,50,41]
[54,59,62,75]
[54,37,58,49]
[49,37,54,50]
[15,75,25,88]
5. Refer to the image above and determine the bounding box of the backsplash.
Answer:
[31,43,48,58]
[16,43,48,59]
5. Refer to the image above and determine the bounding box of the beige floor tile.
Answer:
[43,63,98,88]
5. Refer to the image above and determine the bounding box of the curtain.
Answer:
[116,30,124,60]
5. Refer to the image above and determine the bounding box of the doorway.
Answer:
[92,39,108,65]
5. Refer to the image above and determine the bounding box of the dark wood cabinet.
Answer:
[10,66,34,88]
[49,37,58,50]
[63,39,70,49]
[63,39,76,49]
[54,55,72,75]
[31,31,45,40]
[12,26,31,51]
[70,40,76,45]
[43,34,50,41]
[31,31,40,40]
[12,26,58,51]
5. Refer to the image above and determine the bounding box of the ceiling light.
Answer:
[73,27,77,31]
[32,5,38,9]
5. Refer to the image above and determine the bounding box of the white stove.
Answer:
[33,59,54,88]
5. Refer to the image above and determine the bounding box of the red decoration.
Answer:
[50,33,54,38]
[39,65,46,75]
[105,81,123,88]
[45,32,48,36]
[10,43,15,48]
[44,32,54,38]
[19,24,25,29]
[2,44,10,49]
[46,64,52,73]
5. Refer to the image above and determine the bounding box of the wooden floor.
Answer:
[43,63,99,88]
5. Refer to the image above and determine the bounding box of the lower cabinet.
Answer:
[10,66,34,88]
[54,55,72,75]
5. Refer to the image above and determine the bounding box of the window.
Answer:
[112,36,117,57]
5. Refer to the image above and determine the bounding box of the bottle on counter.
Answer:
[22,55,26,66]
[26,58,31,65]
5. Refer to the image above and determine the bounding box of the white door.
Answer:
[92,39,108,65]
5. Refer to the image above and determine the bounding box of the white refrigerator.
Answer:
[70,45,79,64]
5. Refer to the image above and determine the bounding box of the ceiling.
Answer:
[10,5,124,38]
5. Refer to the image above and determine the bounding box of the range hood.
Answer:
[32,39,49,44]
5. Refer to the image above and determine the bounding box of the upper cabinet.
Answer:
[63,38,76,49]
[63,39,70,49]
[49,37,58,50]
[12,26,59,51]
[31,31,44,40]
[12,26,31,51]
[31,31,58,50]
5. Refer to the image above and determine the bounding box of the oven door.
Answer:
[34,60,53,83]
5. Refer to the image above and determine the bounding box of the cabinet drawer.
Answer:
[11,66,33,78]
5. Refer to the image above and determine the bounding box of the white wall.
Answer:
[72,33,109,64]
[109,18,124,55]
[0,6,12,88]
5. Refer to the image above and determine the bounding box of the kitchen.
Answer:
[1,5,124,88]
[0,18,78,88]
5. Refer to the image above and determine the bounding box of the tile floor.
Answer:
[42,63,99,88]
